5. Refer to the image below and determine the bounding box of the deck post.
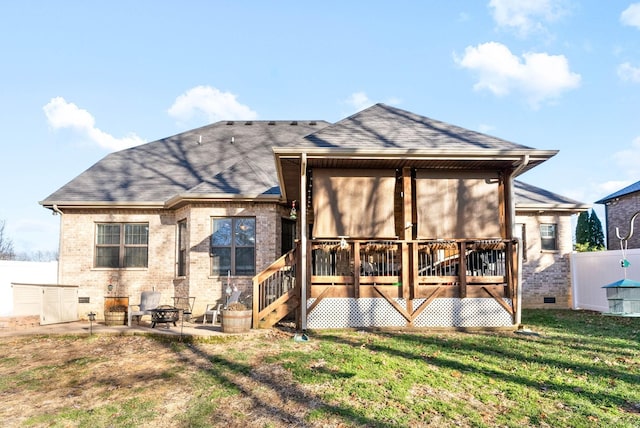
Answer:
[353,241,360,299]
[459,241,467,298]
[402,167,413,321]
[300,153,308,331]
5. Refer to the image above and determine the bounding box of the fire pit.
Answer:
[150,305,179,328]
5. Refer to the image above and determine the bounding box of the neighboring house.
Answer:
[514,182,589,308]
[596,180,640,250]
[40,104,588,329]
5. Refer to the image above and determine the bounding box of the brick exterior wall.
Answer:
[516,212,574,309]
[59,203,578,321]
[602,192,640,250]
[59,203,287,321]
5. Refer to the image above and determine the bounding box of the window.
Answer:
[540,223,557,251]
[95,223,149,268]
[177,220,187,277]
[210,217,255,275]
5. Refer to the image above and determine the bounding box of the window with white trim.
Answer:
[95,223,149,268]
[540,223,557,251]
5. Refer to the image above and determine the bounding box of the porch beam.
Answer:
[373,285,412,322]
[411,286,444,320]
[306,286,333,315]
[482,285,514,315]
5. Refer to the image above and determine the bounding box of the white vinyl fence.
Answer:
[0,261,58,316]
[571,248,640,312]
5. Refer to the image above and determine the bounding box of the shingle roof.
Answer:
[41,120,330,204]
[514,181,590,211]
[304,103,533,150]
[595,180,640,204]
[40,103,582,211]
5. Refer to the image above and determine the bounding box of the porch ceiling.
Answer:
[273,148,557,202]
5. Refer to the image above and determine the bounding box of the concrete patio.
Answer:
[0,318,268,340]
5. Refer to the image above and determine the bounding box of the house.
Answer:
[40,104,588,329]
[596,180,640,250]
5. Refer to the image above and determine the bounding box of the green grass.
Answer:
[262,310,640,427]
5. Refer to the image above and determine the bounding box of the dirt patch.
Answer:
[0,330,319,427]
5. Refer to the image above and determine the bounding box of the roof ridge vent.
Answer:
[245,121,253,125]
[226,121,234,125]
[268,121,276,125]
[309,121,317,125]
[290,121,298,126]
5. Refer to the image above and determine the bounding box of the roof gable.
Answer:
[303,103,533,151]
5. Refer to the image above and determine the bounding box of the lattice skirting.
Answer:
[306,297,514,329]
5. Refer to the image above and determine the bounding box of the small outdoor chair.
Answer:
[128,291,161,327]
[202,290,241,325]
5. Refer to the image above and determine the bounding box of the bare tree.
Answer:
[0,219,15,260]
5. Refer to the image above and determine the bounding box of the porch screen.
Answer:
[312,169,396,238]
[416,170,502,239]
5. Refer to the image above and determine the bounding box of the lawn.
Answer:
[0,309,638,427]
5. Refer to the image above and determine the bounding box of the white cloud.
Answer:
[478,124,496,134]
[618,62,640,82]
[43,97,145,151]
[455,41,581,108]
[621,3,640,29]
[167,86,258,124]
[344,91,374,111]
[343,92,401,113]
[612,136,640,178]
[598,180,634,197]
[489,0,568,36]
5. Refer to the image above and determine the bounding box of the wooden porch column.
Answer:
[402,167,412,241]
[459,241,467,298]
[300,153,308,331]
[401,167,413,307]
[353,241,361,299]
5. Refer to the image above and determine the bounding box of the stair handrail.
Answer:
[252,243,299,326]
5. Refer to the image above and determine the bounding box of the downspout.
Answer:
[52,205,64,284]
[300,153,308,331]
[511,155,529,326]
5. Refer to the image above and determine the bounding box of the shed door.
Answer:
[41,287,79,325]
[42,287,60,325]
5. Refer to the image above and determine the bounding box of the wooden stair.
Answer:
[252,246,300,329]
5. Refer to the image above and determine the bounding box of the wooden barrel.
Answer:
[221,310,252,333]
[104,311,126,326]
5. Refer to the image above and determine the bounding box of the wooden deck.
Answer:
[253,239,519,328]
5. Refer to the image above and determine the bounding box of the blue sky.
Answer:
[1,0,640,254]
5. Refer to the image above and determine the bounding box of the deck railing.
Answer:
[252,238,516,327]
[310,238,515,298]
[252,243,300,328]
